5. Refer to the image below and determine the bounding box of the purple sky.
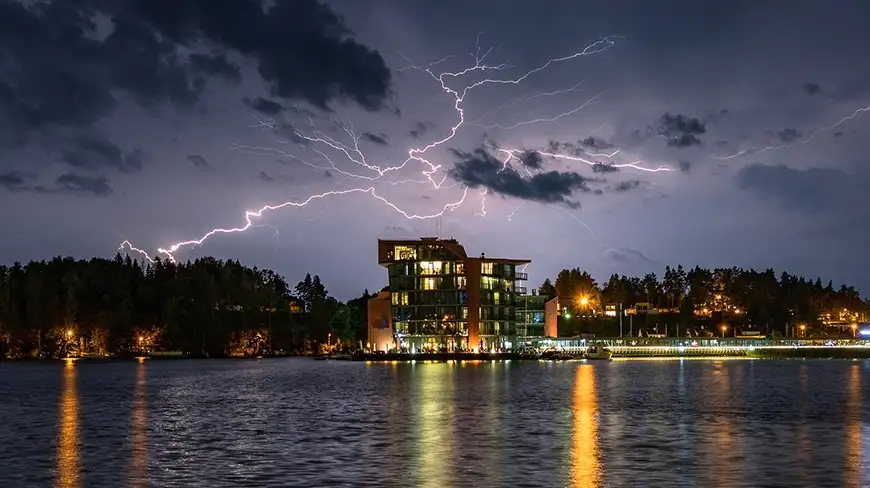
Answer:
[1,0,869,299]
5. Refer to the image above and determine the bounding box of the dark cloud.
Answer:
[592,163,619,173]
[59,136,146,173]
[678,160,692,172]
[776,128,803,143]
[0,0,392,139]
[604,247,653,265]
[518,151,543,169]
[580,136,613,150]
[667,134,702,148]
[55,173,113,197]
[548,136,613,156]
[803,82,821,95]
[245,97,285,116]
[0,171,29,190]
[735,163,860,214]
[187,154,210,170]
[409,121,435,139]
[613,180,642,192]
[361,132,389,146]
[448,148,595,208]
[657,113,706,148]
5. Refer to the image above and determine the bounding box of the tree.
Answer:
[538,278,556,299]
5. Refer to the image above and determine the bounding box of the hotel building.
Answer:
[367,237,530,352]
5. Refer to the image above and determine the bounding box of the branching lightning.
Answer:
[119,34,667,262]
[715,104,870,160]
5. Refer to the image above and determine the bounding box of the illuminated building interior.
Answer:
[372,237,530,352]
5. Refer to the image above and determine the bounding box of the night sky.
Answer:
[1,0,869,299]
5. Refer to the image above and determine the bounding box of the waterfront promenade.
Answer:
[355,338,870,361]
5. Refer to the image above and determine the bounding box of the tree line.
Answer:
[0,254,372,359]
[537,265,869,337]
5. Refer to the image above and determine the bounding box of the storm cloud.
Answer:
[0,0,393,138]
[448,148,595,208]
[657,113,706,148]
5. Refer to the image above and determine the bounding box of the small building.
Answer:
[366,291,393,352]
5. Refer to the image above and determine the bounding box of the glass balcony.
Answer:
[514,286,528,294]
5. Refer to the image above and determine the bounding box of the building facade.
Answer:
[370,237,530,352]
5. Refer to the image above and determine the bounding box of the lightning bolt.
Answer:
[715,103,870,160]
[120,34,661,261]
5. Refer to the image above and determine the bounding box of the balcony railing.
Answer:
[514,286,528,295]
[514,272,528,280]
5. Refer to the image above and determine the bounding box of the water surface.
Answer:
[1,358,869,487]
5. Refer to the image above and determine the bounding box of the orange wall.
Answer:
[367,292,393,351]
[545,297,560,337]
[464,257,481,350]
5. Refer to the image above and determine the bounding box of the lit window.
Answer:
[419,261,443,275]
[422,278,437,290]
[481,262,494,275]
[391,293,400,305]
[394,245,417,260]
[493,292,500,305]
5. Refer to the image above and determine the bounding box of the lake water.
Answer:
[1,358,869,487]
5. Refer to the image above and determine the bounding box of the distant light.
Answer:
[858,329,870,337]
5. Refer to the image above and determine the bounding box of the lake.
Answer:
[1,358,868,487]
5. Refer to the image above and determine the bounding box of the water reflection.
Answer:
[56,360,80,488]
[417,365,454,488]
[571,365,601,488]
[844,364,863,487]
[130,362,148,487]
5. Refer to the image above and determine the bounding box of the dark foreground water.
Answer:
[1,359,869,488]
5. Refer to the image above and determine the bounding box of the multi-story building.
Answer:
[516,293,549,338]
[369,237,530,352]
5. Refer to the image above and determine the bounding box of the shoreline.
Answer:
[5,348,870,363]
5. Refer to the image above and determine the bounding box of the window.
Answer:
[457,276,467,289]
[461,307,468,319]
[422,277,437,290]
[481,262,494,275]
[456,262,465,274]
[493,292,501,305]
[394,245,417,260]
[481,276,497,290]
[391,292,409,305]
[419,261,443,275]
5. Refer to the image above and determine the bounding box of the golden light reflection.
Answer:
[844,364,862,487]
[130,362,148,487]
[418,365,453,488]
[56,360,80,488]
[570,365,601,488]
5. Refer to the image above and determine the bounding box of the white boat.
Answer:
[585,344,613,360]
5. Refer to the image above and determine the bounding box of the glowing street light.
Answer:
[65,329,73,339]
[720,325,727,337]
[579,296,589,307]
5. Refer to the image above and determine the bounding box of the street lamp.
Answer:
[798,324,807,337]
[720,325,727,337]
[851,323,858,338]
[65,329,73,339]
[579,296,589,307]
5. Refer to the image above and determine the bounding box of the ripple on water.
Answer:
[1,358,869,487]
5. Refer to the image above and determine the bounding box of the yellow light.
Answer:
[579,296,589,306]
[65,329,73,338]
